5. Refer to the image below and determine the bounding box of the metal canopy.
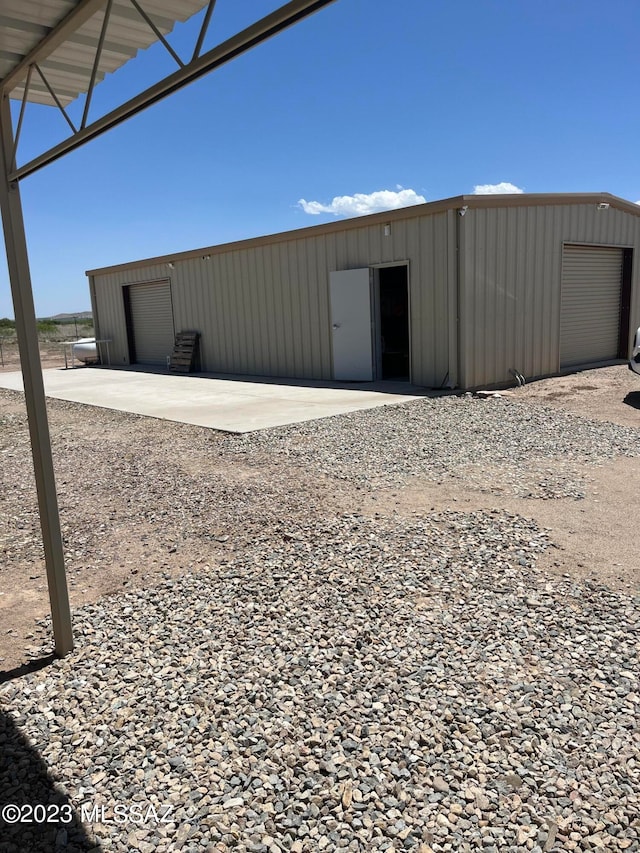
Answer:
[1,0,209,106]
[3,0,337,180]
[0,0,337,659]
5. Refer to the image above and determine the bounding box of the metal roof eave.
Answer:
[0,0,211,106]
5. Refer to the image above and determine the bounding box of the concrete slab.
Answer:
[0,367,432,432]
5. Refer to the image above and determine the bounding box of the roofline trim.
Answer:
[86,192,640,276]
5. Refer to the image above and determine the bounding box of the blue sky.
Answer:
[2,0,640,318]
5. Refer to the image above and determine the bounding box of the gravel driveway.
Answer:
[0,367,639,852]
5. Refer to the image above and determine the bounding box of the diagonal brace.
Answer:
[33,64,78,134]
[81,0,115,129]
[192,0,218,62]
[128,0,185,68]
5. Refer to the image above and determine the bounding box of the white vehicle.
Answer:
[72,337,98,364]
[630,327,640,376]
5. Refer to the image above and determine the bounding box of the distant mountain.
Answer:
[46,311,93,320]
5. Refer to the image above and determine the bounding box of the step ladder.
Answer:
[169,330,199,373]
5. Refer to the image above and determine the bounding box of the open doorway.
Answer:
[378,265,410,380]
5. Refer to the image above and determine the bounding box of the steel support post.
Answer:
[0,94,73,657]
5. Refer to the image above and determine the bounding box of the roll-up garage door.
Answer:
[128,280,175,365]
[560,245,623,368]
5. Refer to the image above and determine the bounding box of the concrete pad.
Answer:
[0,367,432,432]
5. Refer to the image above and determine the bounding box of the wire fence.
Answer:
[0,321,94,369]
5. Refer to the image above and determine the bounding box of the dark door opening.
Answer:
[619,248,633,358]
[379,265,409,380]
[123,285,136,364]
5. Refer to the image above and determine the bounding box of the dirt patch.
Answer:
[509,363,640,428]
[359,455,638,594]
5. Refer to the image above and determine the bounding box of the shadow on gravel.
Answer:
[623,390,640,411]
[0,655,56,686]
[0,707,100,852]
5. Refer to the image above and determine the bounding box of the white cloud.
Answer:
[298,187,427,217]
[472,182,524,195]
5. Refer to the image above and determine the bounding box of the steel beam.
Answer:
[9,0,337,181]
[0,94,73,658]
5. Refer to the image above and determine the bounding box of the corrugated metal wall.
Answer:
[90,201,640,391]
[91,211,455,387]
[459,204,640,388]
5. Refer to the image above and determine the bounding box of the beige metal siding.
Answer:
[560,246,623,366]
[90,199,640,391]
[129,280,174,365]
[91,211,455,387]
[459,204,640,388]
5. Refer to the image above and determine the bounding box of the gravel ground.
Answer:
[226,395,640,498]
[1,381,639,852]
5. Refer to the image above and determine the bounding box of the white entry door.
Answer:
[329,268,373,380]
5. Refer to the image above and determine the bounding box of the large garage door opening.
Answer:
[126,280,175,366]
[560,245,625,368]
[379,265,410,380]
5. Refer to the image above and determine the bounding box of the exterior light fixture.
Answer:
[202,255,211,260]
[167,262,175,269]
[384,224,391,237]
[458,206,468,217]
[596,203,610,211]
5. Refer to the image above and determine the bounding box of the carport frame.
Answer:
[0,0,337,658]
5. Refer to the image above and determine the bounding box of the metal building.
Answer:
[88,192,640,390]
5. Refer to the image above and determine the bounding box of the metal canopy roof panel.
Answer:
[1,0,210,106]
